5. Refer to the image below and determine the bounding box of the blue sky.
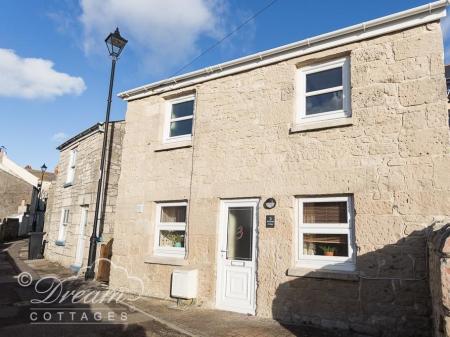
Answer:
[1,0,449,170]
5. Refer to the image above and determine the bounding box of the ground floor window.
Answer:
[296,196,355,271]
[154,202,187,257]
[57,208,70,243]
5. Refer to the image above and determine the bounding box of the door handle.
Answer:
[220,249,228,253]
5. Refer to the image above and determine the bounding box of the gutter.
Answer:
[57,123,101,151]
[56,120,126,151]
[118,0,448,101]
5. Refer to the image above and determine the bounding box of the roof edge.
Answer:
[56,123,101,151]
[57,120,126,151]
[118,0,448,101]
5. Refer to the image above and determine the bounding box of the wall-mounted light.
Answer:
[263,198,276,209]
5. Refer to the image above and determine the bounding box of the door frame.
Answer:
[73,207,88,268]
[215,198,259,315]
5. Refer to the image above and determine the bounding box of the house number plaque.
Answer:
[266,215,275,228]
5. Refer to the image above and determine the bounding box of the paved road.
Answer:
[1,241,362,337]
[0,242,189,337]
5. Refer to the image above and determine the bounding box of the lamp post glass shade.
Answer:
[105,28,127,58]
[41,163,47,173]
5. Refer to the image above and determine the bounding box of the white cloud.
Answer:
[0,49,86,99]
[441,14,450,63]
[79,0,226,74]
[51,132,68,142]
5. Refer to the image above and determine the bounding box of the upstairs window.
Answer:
[296,196,355,271]
[65,148,77,185]
[154,202,187,257]
[164,95,195,143]
[296,57,350,124]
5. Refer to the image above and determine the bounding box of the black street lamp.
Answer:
[85,28,127,281]
[32,163,47,232]
[28,163,47,259]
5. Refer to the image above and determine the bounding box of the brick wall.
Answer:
[0,169,33,221]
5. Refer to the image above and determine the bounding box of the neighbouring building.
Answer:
[108,2,450,336]
[0,148,54,239]
[44,121,125,272]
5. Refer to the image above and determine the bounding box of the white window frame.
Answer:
[295,196,355,271]
[154,202,187,257]
[65,148,77,185]
[163,95,195,143]
[57,208,70,243]
[296,57,351,124]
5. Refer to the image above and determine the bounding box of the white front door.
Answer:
[74,207,88,267]
[216,199,258,314]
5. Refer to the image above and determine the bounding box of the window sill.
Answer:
[287,267,359,281]
[144,255,188,266]
[154,140,192,152]
[290,117,353,133]
[63,182,73,188]
[55,240,65,246]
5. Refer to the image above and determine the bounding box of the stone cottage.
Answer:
[44,121,125,271]
[110,2,450,336]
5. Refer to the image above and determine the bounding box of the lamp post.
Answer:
[28,163,47,259]
[85,28,127,281]
[31,164,47,232]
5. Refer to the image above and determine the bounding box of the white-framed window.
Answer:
[57,208,70,243]
[296,196,355,271]
[65,148,77,185]
[154,202,187,257]
[296,57,351,124]
[163,95,195,143]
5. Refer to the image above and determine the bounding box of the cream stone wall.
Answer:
[111,22,450,336]
[44,122,125,269]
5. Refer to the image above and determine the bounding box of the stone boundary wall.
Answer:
[429,222,450,337]
[0,169,33,222]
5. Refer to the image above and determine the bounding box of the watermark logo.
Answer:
[18,258,144,325]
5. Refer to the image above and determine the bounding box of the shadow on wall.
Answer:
[429,224,450,337]
[272,227,436,337]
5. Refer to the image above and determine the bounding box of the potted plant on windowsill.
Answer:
[164,232,184,248]
[320,245,337,257]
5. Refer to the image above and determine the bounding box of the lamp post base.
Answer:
[85,235,98,280]
[28,232,45,260]
[84,269,95,280]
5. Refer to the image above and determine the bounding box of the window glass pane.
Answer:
[159,230,185,248]
[170,119,193,137]
[161,206,186,223]
[306,67,342,92]
[306,90,343,115]
[171,100,194,119]
[63,210,70,224]
[227,207,253,261]
[303,201,347,223]
[303,233,348,257]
